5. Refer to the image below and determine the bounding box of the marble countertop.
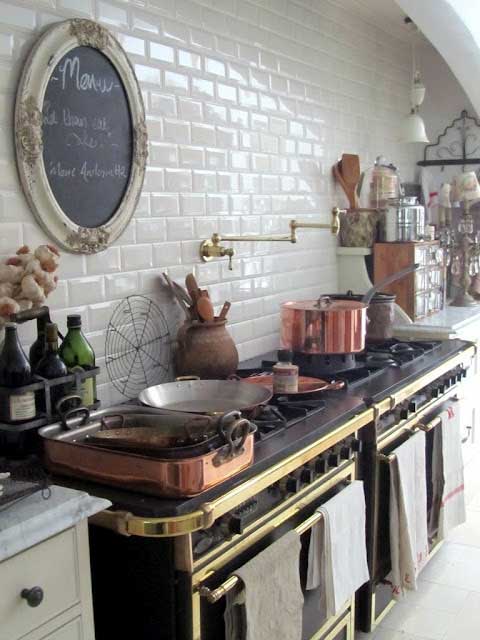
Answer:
[0,485,110,563]
[394,304,480,338]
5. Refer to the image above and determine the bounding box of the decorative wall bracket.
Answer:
[200,207,342,270]
[418,110,480,169]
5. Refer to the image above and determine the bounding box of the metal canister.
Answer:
[384,197,425,242]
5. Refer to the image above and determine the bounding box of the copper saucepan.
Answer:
[281,296,367,354]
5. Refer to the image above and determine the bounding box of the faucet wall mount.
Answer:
[200,207,343,270]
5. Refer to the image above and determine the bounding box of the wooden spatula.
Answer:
[218,301,231,321]
[340,154,360,209]
[185,273,201,305]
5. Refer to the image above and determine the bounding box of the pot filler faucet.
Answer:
[199,207,343,270]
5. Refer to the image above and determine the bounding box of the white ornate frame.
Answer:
[14,19,148,254]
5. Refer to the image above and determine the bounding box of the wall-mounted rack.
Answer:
[200,207,342,270]
[417,110,480,168]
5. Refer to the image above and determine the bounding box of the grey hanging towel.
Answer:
[224,529,303,640]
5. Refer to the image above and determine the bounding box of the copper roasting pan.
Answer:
[38,405,255,498]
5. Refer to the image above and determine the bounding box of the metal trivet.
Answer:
[0,456,51,511]
[105,295,171,399]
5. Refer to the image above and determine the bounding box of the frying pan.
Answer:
[242,374,344,395]
[138,379,273,414]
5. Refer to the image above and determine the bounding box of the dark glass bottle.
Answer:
[0,323,36,423]
[29,311,52,370]
[59,315,96,407]
[35,323,68,413]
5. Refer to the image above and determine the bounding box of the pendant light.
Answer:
[401,27,429,144]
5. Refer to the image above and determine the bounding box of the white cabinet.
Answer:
[0,520,95,640]
[0,486,110,640]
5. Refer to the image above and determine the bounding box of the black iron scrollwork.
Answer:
[418,110,480,168]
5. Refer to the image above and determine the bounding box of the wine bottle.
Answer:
[59,315,96,406]
[0,323,36,423]
[35,323,68,413]
[29,311,52,370]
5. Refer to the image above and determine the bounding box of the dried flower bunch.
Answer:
[0,244,60,324]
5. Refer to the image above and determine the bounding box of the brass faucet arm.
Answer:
[211,233,293,243]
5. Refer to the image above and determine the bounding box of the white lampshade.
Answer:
[400,110,430,144]
[453,171,480,203]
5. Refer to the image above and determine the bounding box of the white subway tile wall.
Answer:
[0,0,416,405]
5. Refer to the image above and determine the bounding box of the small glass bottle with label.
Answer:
[272,350,299,394]
[0,323,36,423]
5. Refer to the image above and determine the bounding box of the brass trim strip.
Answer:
[199,410,373,527]
[378,414,443,463]
[310,601,352,640]
[373,346,474,415]
[193,463,355,582]
[193,459,353,571]
[199,509,326,603]
[377,385,458,449]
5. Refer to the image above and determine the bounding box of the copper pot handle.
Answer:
[314,295,332,308]
[213,416,252,467]
[56,395,90,430]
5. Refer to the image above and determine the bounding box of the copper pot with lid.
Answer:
[281,296,367,355]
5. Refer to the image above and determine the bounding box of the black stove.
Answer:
[238,339,443,443]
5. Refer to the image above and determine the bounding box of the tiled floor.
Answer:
[356,443,480,640]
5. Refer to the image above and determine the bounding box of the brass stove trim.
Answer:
[193,463,355,584]
[373,345,474,416]
[90,410,372,537]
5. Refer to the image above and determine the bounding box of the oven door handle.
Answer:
[378,415,443,464]
[198,509,326,604]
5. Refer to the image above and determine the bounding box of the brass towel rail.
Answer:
[198,509,325,604]
[378,416,443,464]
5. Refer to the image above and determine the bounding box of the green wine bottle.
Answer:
[59,315,96,407]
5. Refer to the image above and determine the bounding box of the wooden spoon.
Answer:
[332,162,354,209]
[162,273,192,320]
[340,154,360,208]
[196,296,215,322]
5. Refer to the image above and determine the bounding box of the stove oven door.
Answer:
[192,466,357,640]
[370,415,443,627]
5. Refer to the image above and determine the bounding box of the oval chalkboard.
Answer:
[42,45,133,228]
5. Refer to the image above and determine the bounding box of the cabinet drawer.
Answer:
[40,618,82,640]
[0,528,80,640]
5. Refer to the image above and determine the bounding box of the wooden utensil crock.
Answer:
[175,319,239,379]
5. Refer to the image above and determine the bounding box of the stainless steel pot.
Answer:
[281,296,367,355]
[384,197,425,242]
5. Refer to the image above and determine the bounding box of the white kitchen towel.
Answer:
[430,403,466,539]
[306,480,369,617]
[388,431,429,599]
[224,530,303,640]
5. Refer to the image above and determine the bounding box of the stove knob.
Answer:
[450,375,458,386]
[431,386,439,399]
[193,531,215,555]
[400,406,410,420]
[462,368,468,379]
[315,456,329,475]
[280,474,301,494]
[456,371,463,383]
[408,400,418,413]
[328,450,341,467]
[349,438,363,453]
[300,465,315,484]
[438,382,446,394]
[339,444,351,460]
